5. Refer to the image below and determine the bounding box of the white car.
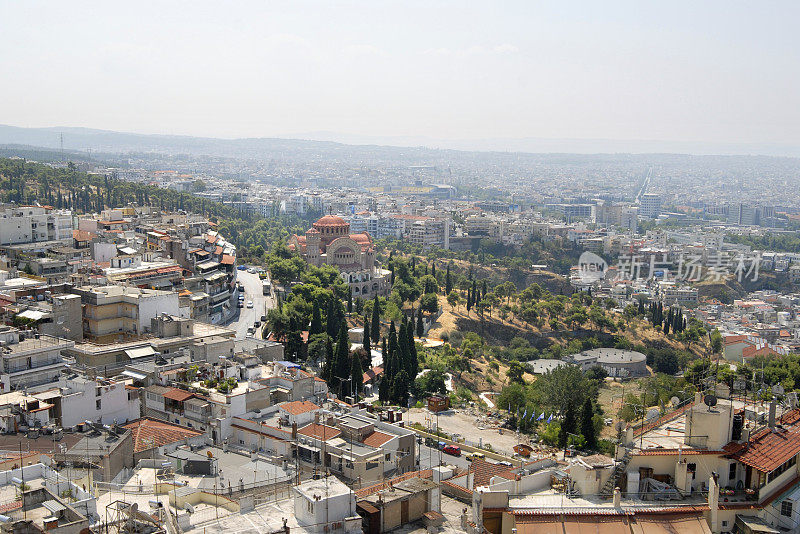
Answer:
[246,301,254,308]
[247,268,257,274]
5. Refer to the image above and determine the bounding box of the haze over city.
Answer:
[2,1,800,154]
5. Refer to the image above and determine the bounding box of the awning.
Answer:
[514,517,566,534]
[121,370,148,380]
[16,310,47,321]
[564,516,633,534]
[629,514,711,534]
[124,346,158,360]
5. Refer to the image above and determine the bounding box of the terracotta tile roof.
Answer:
[733,408,800,471]
[221,255,235,265]
[123,418,202,453]
[362,431,393,448]
[363,366,383,384]
[470,458,515,487]
[72,229,95,242]
[162,388,194,402]
[297,423,341,441]
[279,400,320,415]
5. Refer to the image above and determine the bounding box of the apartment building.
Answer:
[33,375,140,428]
[408,218,450,251]
[0,205,72,246]
[639,193,662,219]
[0,326,73,392]
[73,285,180,344]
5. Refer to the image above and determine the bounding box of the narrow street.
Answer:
[227,269,274,338]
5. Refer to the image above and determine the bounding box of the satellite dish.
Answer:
[704,394,718,407]
[646,408,660,421]
[772,384,785,396]
[733,380,746,391]
[615,421,626,432]
[670,396,680,407]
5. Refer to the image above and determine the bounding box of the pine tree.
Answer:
[370,296,381,343]
[310,306,324,335]
[580,398,597,449]
[445,264,452,295]
[363,317,371,354]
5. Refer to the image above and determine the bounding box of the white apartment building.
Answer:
[639,193,662,219]
[0,205,72,246]
[0,327,74,392]
[36,376,141,428]
[408,218,450,251]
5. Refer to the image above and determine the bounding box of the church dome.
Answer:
[315,215,348,227]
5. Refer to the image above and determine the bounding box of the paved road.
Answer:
[228,269,273,338]
[419,443,469,470]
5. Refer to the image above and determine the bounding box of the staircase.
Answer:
[600,449,632,498]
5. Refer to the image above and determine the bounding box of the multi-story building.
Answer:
[74,285,180,344]
[639,193,662,219]
[408,218,450,251]
[0,205,73,246]
[0,326,73,392]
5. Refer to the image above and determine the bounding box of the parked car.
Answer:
[253,321,261,328]
[260,315,267,322]
[247,268,257,274]
[437,441,447,450]
[442,445,461,457]
[237,302,244,308]
[466,452,485,462]
[497,460,513,467]
[237,265,247,271]
[247,301,253,308]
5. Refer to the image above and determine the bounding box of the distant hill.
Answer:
[2,123,800,161]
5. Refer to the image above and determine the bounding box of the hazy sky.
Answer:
[2,1,799,145]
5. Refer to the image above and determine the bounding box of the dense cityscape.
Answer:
[2,1,800,533]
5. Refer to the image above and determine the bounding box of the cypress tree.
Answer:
[310,306,323,335]
[416,308,424,338]
[407,319,418,376]
[347,287,353,313]
[580,398,596,449]
[322,335,334,384]
[370,296,381,343]
[431,262,436,279]
[351,352,363,399]
[398,321,409,375]
[445,264,452,295]
[559,401,577,449]
[326,297,337,338]
[363,317,371,354]
[391,370,410,406]
[334,323,351,397]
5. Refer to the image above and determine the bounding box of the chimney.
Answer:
[291,422,297,439]
[613,487,621,508]
[314,412,320,425]
[769,401,777,430]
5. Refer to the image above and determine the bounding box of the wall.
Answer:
[61,380,139,428]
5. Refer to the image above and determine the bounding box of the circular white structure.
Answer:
[571,348,648,378]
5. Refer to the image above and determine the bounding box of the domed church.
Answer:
[287,214,389,298]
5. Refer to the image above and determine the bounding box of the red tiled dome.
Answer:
[314,215,347,227]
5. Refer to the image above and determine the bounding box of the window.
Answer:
[96,399,101,410]
[782,500,793,517]
[729,463,736,482]
[687,463,696,479]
